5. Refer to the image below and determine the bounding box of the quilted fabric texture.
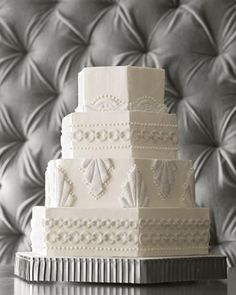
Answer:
[0,0,236,266]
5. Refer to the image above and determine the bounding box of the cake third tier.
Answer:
[61,111,177,159]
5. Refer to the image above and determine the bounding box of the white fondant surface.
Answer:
[77,66,165,112]
[61,111,177,159]
[31,206,209,257]
[45,159,195,208]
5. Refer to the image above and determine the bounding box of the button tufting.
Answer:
[15,137,28,144]
[109,0,120,4]
[172,0,180,8]
[141,48,149,55]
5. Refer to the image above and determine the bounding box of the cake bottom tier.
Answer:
[31,207,209,257]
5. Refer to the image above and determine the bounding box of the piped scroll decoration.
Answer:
[120,165,149,207]
[151,160,177,200]
[80,158,113,199]
[54,167,77,207]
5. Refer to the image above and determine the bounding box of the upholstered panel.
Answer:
[0,0,236,266]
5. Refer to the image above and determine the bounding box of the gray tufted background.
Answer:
[0,0,236,266]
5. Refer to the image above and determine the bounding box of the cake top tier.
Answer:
[77,66,165,112]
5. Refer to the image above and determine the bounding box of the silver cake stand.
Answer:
[14,252,227,284]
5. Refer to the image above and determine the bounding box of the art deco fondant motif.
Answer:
[43,217,209,249]
[54,167,77,207]
[120,165,149,207]
[151,160,177,200]
[80,158,113,198]
[88,95,125,111]
[130,96,166,113]
[45,230,208,247]
[45,217,209,229]
[78,95,166,113]
[181,167,195,207]
[71,128,177,144]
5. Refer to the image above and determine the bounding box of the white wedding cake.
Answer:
[31,66,209,258]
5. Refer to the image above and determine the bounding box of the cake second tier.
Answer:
[45,158,195,208]
[61,111,177,159]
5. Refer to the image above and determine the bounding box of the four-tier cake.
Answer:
[31,66,210,258]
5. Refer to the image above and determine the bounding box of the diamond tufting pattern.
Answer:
[0,0,236,266]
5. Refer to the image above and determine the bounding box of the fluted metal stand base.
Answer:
[14,252,227,284]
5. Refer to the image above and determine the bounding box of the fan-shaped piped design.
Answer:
[181,167,196,207]
[120,165,149,207]
[130,96,166,112]
[88,95,125,111]
[54,168,77,207]
[151,160,177,200]
[80,158,113,198]
[77,95,167,113]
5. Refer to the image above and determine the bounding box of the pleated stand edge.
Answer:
[14,252,227,284]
